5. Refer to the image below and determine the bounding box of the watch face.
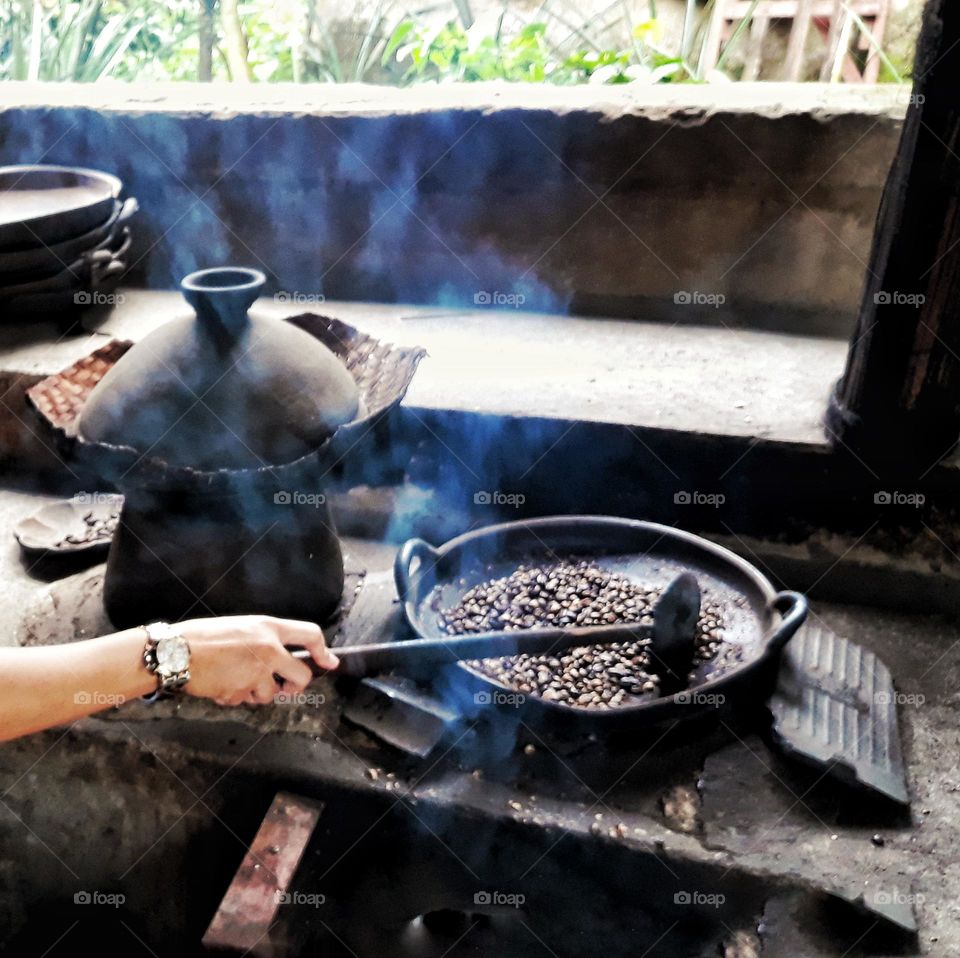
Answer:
[156,636,190,673]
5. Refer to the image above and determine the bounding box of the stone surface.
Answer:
[0,82,906,332]
[2,289,847,447]
[0,473,958,951]
[0,76,954,955]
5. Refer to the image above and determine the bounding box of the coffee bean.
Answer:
[442,559,726,711]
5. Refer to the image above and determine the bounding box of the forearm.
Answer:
[0,630,155,742]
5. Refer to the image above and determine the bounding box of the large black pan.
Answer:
[393,516,807,726]
[0,197,137,282]
[0,165,122,251]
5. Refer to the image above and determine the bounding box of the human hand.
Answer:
[177,615,339,706]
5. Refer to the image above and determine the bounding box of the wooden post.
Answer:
[783,0,815,80]
[862,0,891,83]
[744,13,771,81]
[826,0,960,473]
[818,0,846,81]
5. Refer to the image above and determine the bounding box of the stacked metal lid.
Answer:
[0,165,137,317]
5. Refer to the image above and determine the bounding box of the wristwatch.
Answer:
[142,622,191,698]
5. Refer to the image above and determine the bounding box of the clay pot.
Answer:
[101,458,346,627]
[80,267,359,470]
[77,267,359,628]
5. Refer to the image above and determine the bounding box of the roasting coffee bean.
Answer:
[439,559,726,711]
[57,509,119,548]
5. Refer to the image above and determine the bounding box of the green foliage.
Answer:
[120,1,206,81]
[0,0,207,81]
[386,19,552,83]
[1,0,147,81]
[383,15,691,85]
[0,0,913,86]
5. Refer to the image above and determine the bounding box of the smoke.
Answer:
[0,106,569,312]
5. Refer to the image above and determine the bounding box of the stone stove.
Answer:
[0,295,957,956]
[0,500,945,956]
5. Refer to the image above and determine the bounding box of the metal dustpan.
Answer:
[768,621,910,806]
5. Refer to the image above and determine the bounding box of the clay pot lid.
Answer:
[76,267,361,472]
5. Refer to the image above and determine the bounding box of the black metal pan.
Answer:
[393,516,807,726]
[0,197,137,282]
[0,165,122,251]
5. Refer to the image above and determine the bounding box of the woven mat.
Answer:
[26,313,427,443]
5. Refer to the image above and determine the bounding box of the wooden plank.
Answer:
[827,0,960,469]
[744,13,771,81]
[838,21,864,83]
[727,0,880,17]
[783,0,816,80]
[863,0,891,82]
[820,0,847,83]
[203,792,324,956]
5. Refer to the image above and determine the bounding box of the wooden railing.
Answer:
[700,0,892,82]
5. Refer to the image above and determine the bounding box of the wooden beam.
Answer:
[827,0,960,473]
[203,792,324,956]
[862,0,892,82]
[783,0,816,80]
[817,1,846,81]
[727,0,880,16]
[744,13,772,81]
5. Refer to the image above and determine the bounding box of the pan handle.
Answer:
[117,197,139,223]
[766,591,808,653]
[393,537,440,602]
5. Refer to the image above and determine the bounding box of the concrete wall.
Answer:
[0,82,906,334]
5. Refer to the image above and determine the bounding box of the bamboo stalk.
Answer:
[198,0,215,81]
[27,0,43,82]
[220,0,252,82]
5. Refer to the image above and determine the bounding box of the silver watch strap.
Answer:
[142,622,191,699]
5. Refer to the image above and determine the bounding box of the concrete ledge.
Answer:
[0,79,910,118]
[0,82,905,332]
[5,294,960,552]
[0,291,845,447]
